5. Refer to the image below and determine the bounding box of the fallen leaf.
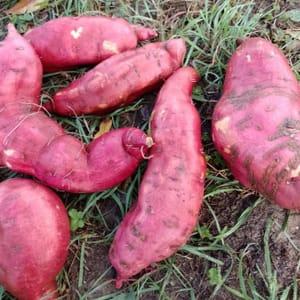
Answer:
[94,118,113,139]
[7,0,49,14]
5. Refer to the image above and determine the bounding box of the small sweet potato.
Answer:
[0,178,70,300]
[212,37,300,210]
[49,39,186,116]
[109,67,206,287]
[25,16,157,72]
[0,24,152,193]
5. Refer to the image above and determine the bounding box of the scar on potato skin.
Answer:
[126,242,135,251]
[228,86,297,110]
[163,215,179,228]
[236,114,252,131]
[269,118,300,141]
[145,205,154,215]
[131,224,147,241]
[119,260,129,268]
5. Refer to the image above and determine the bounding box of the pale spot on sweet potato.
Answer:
[70,27,83,39]
[56,205,61,210]
[224,147,231,154]
[5,162,12,168]
[270,51,275,57]
[290,165,300,178]
[68,88,80,97]
[4,149,16,157]
[246,54,251,62]
[97,103,109,109]
[102,40,119,54]
[215,116,230,133]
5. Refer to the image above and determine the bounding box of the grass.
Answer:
[0,0,300,299]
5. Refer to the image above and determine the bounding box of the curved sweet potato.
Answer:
[0,24,151,193]
[25,16,157,72]
[109,67,206,288]
[212,37,300,210]
[0,178,70,300]
[49,39,186,116]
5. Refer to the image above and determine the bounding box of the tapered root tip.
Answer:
[132,25,158,41]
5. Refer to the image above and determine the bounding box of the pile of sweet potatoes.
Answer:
[0,16,205,298]
[1,9,299,299]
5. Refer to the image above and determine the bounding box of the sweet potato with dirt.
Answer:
[212,37,300,210]
[25,16,157,72]
[0,178,70,300]
[109,67,206,288]
[49,39,186,116]
[0,24,152,193]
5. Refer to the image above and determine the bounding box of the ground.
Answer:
[0,0,299,299]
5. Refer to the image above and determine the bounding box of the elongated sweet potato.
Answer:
[109,67,206,288]
[0,24,151,193]
[25,16,157,72]
[0,178,70,300]
[49,39,186,116]
[212,37,300,210]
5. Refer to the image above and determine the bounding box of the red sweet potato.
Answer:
[212,37,300,210]
[25,16,157,72]
[49,39,186,116]
[0,178,70,300]
[109,67,206,288]
[0,24,152,193]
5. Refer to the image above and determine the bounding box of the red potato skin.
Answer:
[50,39,186,116]
[0,24,151,193]
[109,67,206,288]
[0,178,70,300]
[25,16,157,72]
[212,37,300,210]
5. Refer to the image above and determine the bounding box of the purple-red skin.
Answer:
[109,67,206,288]
[25,16,157,72]
[212,37,300,210]
[0,178,70,300]
[50,39,187,116]
[0,24,151,193]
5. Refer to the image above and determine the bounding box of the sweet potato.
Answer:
[49,39,186,116]
[109,67,206,288]
[212,37,300,210]
[25,16,157,72]
[0,178,70,300]
[0,24,152,193]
